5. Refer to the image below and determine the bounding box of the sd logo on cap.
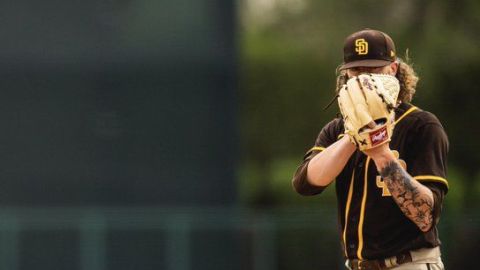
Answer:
[340,29,396,70]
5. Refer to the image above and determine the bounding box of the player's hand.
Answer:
[363,142,396,172]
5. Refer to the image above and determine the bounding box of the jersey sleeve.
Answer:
[292,119,344,195]
[407,120,449,193]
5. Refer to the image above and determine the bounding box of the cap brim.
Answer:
[339,59,392,70]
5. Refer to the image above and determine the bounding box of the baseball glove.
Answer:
[337,74,400,150]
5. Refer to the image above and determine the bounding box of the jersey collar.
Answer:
[394,103,418,125]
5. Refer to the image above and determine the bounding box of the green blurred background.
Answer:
[0,0,478,269]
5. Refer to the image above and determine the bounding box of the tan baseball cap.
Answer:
[339,29,397,70]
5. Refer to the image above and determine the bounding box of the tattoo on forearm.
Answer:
[380,161,434,231]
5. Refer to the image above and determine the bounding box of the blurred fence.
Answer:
[0,206,476,270]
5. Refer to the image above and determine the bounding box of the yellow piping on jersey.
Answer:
[309,146,325,152]
[357,157,371,260]
[394,106,418,125]
[342,170,355,257]
[414,175,449,189]
[304,146,325,158]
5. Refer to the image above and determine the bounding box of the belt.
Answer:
[348,252,412,270]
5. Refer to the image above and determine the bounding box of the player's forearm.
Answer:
[380,161,434,232]
[306,136,356,186]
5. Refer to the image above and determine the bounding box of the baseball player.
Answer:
[292,29,448,270]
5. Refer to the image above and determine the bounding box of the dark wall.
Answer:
[0,0,237,206]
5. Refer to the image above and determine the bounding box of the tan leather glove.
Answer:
[338,74,400,150]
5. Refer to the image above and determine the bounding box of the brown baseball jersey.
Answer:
[292,102,449,260]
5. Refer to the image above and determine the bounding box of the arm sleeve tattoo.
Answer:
[381,161,434,232]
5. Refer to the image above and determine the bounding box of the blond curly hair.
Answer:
[335,57,419,104]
